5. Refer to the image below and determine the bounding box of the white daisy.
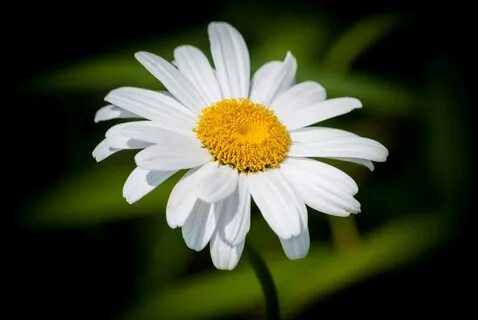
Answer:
[93,22,388,270]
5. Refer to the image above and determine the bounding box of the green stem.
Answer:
[247,245,280,320]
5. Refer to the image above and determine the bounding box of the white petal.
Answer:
[182,200,217,251]
[166,168,201,228]
[94,104,139,123]
[249,60,281,95]
[105,87,196,134]
[289,130,389,162]
[284,157,358,194]
[270,81,327,130]
[249,52,297,106]
[105,122,152,149]
[210,231,245,270]
[208,22,250,98]
[272,81,326,109]
[174,45,222,104]
[288,129,379,169]
[123,167,176,204]
[119,121,193,144]
[280,228,310,260]
[134,136,210,171]
[92,139,121,162]
[196,162,238,203]
[290,127,357,141]
[331,157,375,171]
[281,158,360,216]
[221,174,251,245]
[135,52,206,113]
[247,170,304,239]
[286,97,362,129]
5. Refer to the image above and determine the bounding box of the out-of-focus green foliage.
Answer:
[30,14,416,119]
[127,214,451,319]
[27,165,181,227]
[322,14,403,73]
[305,70,417,115]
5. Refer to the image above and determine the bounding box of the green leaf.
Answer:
[322,14,403,73]
[127,213,451,319]
[25,164,182,228]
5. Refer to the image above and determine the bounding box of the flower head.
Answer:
[93,22,388,270]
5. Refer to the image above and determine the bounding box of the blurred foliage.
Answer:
[322,14,403,73]
[128,214,452,319]
[27,165,182,227]
[22,8,469,319]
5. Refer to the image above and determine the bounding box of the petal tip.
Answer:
[208,21,231,29]
[214,264,236,271]
[134,51,155,64]
[134,51,148,58]
[123,195,136,205]
[352,98,363,108]
[286,252,308,260]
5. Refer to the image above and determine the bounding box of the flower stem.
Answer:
[247,244,280,320]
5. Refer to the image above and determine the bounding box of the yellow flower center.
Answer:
[195,99,290,173]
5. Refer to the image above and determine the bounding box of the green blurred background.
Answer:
[9,0,474,318]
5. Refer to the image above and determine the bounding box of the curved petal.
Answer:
[281,158,360,216]
[272,81,326,109]
[270,81,327,130]
[221,174,251,245]
[105,87,196,134]
[290,127,357,141]
[249,52,296,106]
[105,123,152,149]
[330,157,375,171]
[174,45,222,104]
[94,104,139,123]
[134,136,210,171]
[247,169,304,239]
[123,167,176,204]
[92,139,121,162]
[285,97,362,129]
[119,121,193,145]
[289,129,379,169]
[289,129,389,162]
[209,231,245,270]
[166,168,201,228]
[249,60,281,95]
[208,22,250,98]
[135,52,206,113]
[182,200,217,251]
[280,228,310,260]
[196,162,238,203]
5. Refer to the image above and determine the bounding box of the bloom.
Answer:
[93,22,388,270]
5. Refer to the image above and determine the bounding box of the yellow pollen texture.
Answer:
[195,99,290,173]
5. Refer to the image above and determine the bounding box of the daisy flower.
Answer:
[93,22,388,270]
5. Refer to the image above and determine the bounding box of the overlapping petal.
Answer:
[93,21,388,270]
[208,22,250,98]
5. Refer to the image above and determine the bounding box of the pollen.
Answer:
[195,99,290,173]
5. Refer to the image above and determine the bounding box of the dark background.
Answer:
[9,0,474,318]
